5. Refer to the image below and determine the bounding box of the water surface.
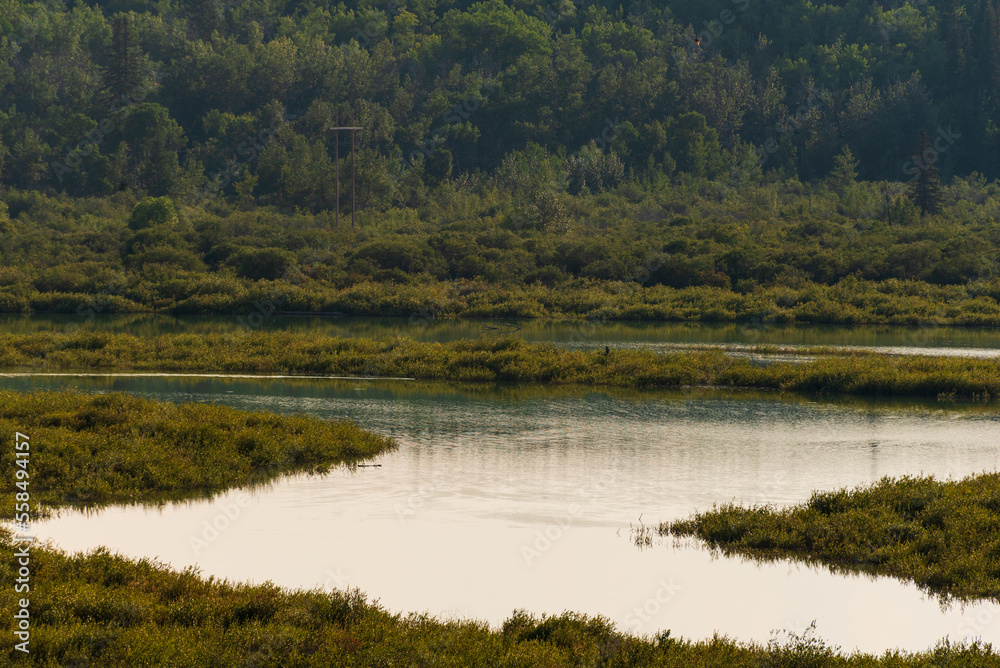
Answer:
[8,375,1000,653]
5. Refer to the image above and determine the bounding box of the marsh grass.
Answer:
[0,390,396,519]
[2,331,1000,401]
[631,514,656,548]
[664,473,1000,603]
[3,527,1000,666]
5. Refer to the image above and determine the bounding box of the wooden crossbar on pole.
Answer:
[327,122,363,229]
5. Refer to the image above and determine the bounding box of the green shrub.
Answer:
[229,247,296,281]
[128,197,179,231]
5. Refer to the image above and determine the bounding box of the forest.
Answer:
[2,0,999,200]
[1,0,999,318]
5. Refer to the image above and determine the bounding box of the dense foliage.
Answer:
[3,184,1000,322]
[0,389,396,517]
[1,0,999,201]
[666,473,1000,602]
[2,0,1000,322]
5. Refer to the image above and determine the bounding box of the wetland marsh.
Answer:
[5,317,1000,663]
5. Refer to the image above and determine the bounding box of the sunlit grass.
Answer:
[1,331,999,400]
[0,390,396,519]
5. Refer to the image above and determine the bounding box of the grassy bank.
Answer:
[0,390,395,519]
[1,527,998,666]
[665,474,1000,602]
[2,331,1000,400]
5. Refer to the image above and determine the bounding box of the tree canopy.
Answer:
[0,0,996,209]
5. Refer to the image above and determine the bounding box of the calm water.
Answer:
[8,374,1000,653]
[3,313,1000,357]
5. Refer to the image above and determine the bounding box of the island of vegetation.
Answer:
[665,473,1000,604]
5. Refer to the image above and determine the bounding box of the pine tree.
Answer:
[972,0,1000,176]
[943,0,971,96]
[102,14,144,111]
[975,0,1000,102]
[187,0,225,40]
[828,145,858,193]
[909,131,943,216]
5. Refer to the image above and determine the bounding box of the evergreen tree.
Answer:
[972,0,1000,176]
[425,149,453,187]
[973,0,1000,105]
[102,14,144,111]
[944,0,972,96]
[828,146,858,193]
[909,131,943,216]
[187,0,225,40]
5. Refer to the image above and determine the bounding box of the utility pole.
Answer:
[327,117,362,230]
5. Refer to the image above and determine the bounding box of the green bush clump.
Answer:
[666,473,1000,602]
[128,198,178,231]
[228,247,297,281]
